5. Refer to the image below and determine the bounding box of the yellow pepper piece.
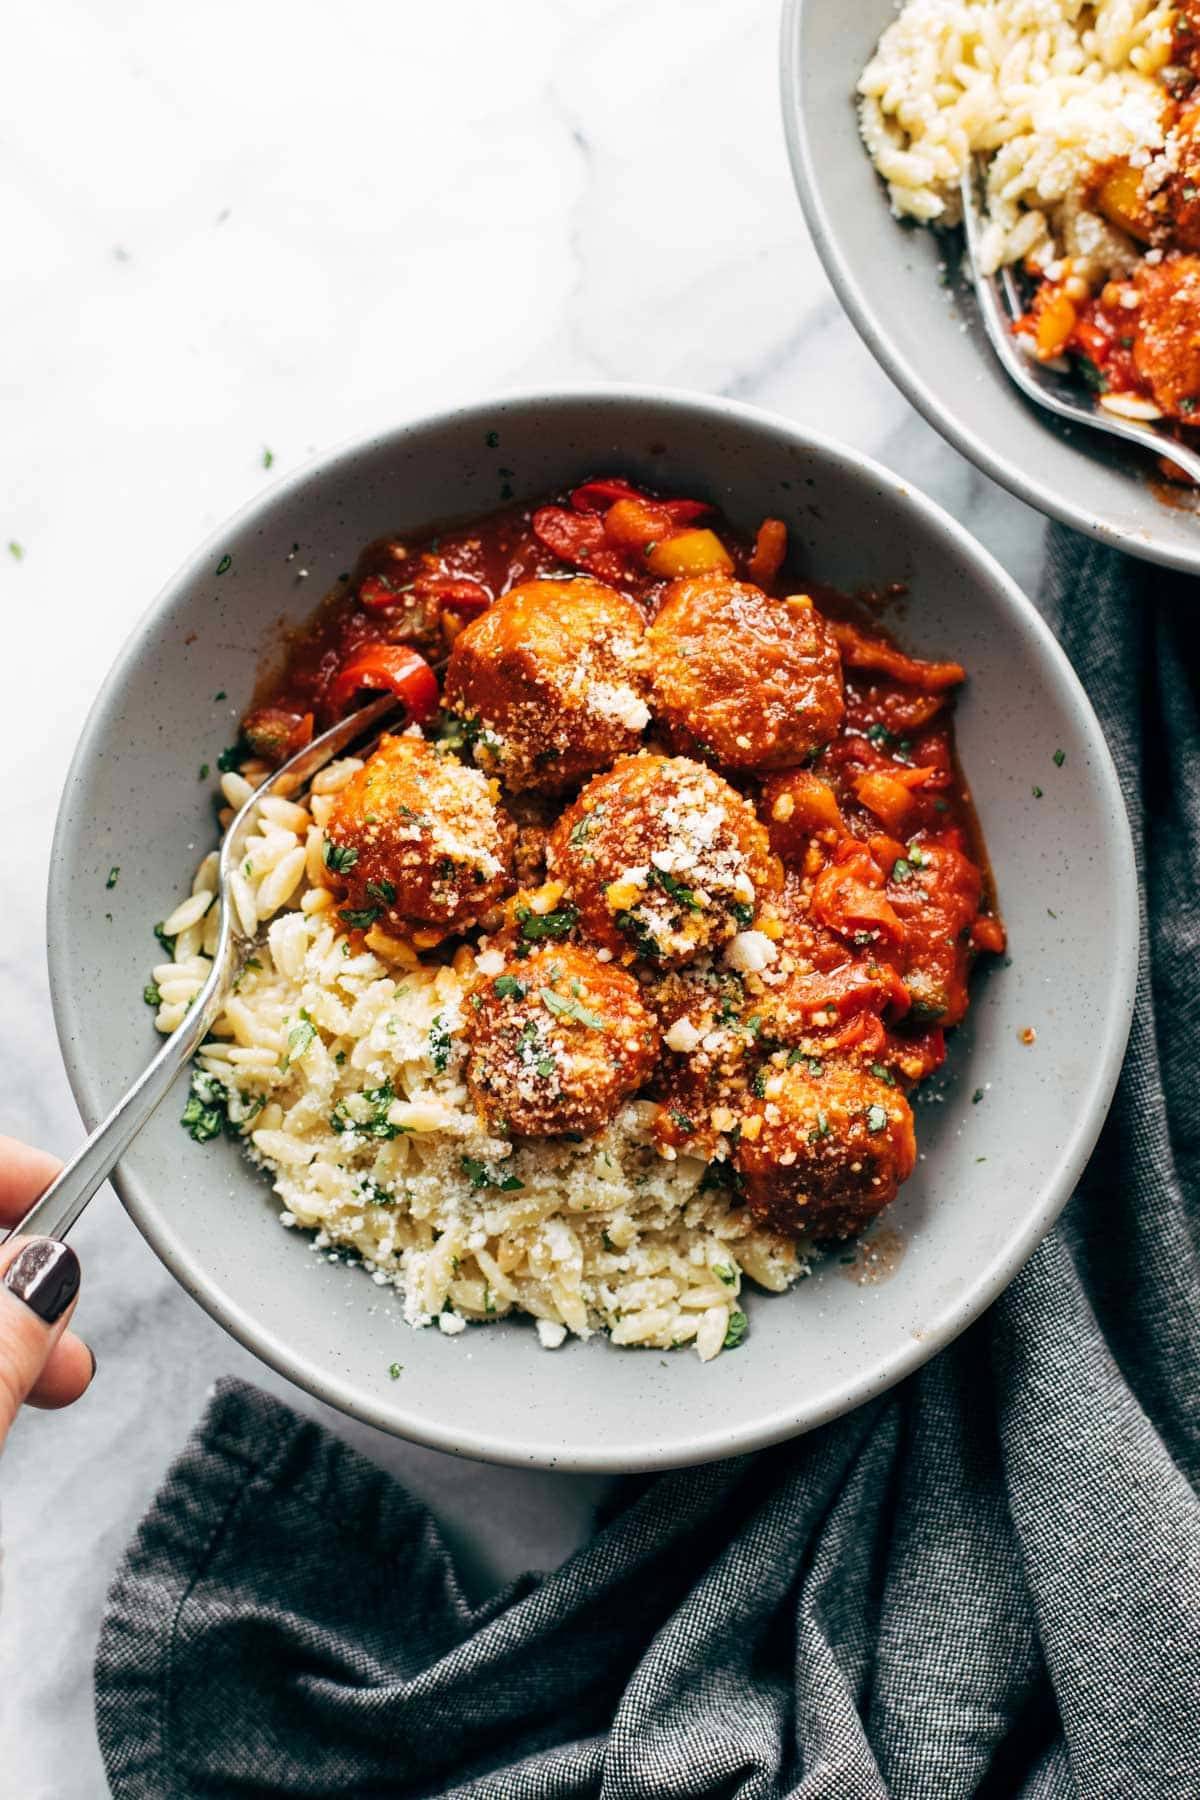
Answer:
[645,529,734,578]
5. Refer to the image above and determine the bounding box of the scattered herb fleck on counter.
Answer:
[106,866,120,889]
[215,554,232,576]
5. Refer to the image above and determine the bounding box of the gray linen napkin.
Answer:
[95,529,1200,1798]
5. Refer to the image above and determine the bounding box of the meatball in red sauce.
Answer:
[443,577,650,793]
[464,944,659,1137]
[323,735,514,938]
[646,575,844,770]
[548,753,780,964]
[736,1060,916,1241]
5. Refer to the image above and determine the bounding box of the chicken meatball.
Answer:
[548,754,779,965]
[443,578,650,793]
[464,944,659,1136]
[323,734,514,937]
[645,575,844,770]
[1133,255,1200,419]
[735,1061,916,1241]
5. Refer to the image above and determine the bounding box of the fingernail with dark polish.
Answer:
[87,1344,98,1383]
[3,1241,81,1324]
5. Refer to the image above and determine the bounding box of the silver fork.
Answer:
[4,693,403,1247]
[958,164,1200,485]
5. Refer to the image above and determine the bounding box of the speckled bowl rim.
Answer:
[47,385,1138,1471]
[779,0,1200,578]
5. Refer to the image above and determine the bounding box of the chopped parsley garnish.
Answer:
[323,839,359,873]
[8,540,23,561]
[712,1263,736,1286]
[1075,356,1108,395]
[215,554,232,575]
[484,430,500,447]
[217,742,246,773]
[647,865,700,910]
[541,988,606,1029]
[810,1109,831,1142]
[517,902,579,944]
[388,1362,404,1379]
[865,1103,888,1133]
[153,922,175,955]
[143,981,161,1007]
[334,1050,346,1066]
[339,905,380,931]
[262,447,275,468]
[1032,785,1043,799]
[751,1069,768,1098]
[569,805,604,848]
[869,1061,894,1085]
[366,878,397,905]
[106,866,120,889]
[1053,748,1066,767]
[891,858,913,883]
[493,974,527,1000]
[461,1155,524,1193]
[723,1310,749,1350]
[180,1070,227,1143]
[198,762,210,781]
[732,902,755,927]
[428,1013,452,1072]
[614,909,660,959]
[279,1010,316,1073]
[214,690,226,701]
[669,1110,695,1134]
[865,721,895,748]
[788,1050,824,1075]
[972,1087,985,1104]
[330,1079,404,1139]
[231,956,262,993]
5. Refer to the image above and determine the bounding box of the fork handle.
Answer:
[4,941,233,1245]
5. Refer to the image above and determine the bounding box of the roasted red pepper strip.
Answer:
[413,574,492,615]
[833,620,965,690]
[327,645,440,721]
[241,706,314,765]
[358,574,407,611]
[569,477,708,524]
[531,506,629,583]
[746,517,788,585]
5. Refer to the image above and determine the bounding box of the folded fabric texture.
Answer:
[95,530,1200,1799]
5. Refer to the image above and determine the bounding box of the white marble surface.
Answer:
[0,1,1048,1793]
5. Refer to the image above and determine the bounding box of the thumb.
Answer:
[0,1237,81,1445]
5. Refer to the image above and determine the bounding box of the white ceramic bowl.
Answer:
[781,0,1200,575]
[49,388,1137,1471]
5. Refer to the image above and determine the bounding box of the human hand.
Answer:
[0,1136,94,1451]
